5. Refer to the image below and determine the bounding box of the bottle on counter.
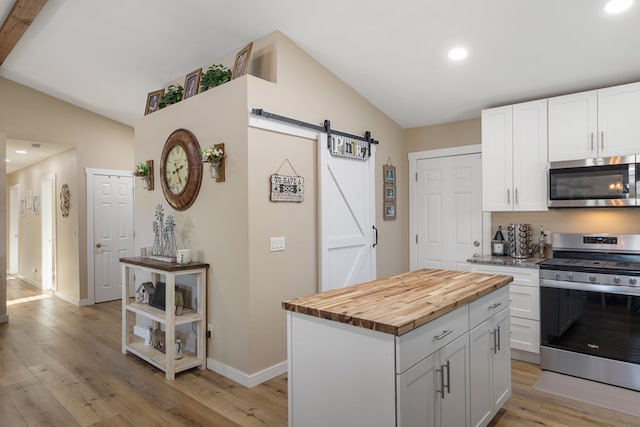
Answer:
[539,226,546,258]
[492,225,505,256]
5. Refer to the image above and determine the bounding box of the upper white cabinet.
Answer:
[482,99,548,212]
[549,82,640,161]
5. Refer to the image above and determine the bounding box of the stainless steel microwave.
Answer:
[548,155,638,208]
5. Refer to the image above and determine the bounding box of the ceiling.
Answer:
[1,0,639,133]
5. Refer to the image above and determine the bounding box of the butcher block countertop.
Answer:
[282,269,513,336]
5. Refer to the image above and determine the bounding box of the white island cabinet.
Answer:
[284,269,513,427]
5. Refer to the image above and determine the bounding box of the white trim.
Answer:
[408,144,482,162]
[18,275,41,289]
[206,357,287,388]
[85,168,133,305]
[249,112,320,140]
[408,145,485,270]
[54,290,81,306]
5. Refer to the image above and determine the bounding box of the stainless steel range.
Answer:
[539,233,640,391]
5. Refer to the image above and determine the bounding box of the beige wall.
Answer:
[7,149,78,297]
[0,77,134,305]
[404,118,481,153]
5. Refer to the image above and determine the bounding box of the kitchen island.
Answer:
[283,268,513,427]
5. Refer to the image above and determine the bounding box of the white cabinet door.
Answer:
[469,308,511,427]
[481,106,513,211]
[469,319,493,427]
[548,90,598,161]
[482,101,547,212]
[397,352,438,427]
[492,309,511,410]
[510,316,540,353]
[598,82,640,158]
[439,333,470,427]
[512,100,548,211]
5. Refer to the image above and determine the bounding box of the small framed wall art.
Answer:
[232,42,253,79]
[183,68,202,100]
[145,89,164,115]
[384,202,396,220]
[383,164,396,183]
[383,162,397,220]
[384,183,396,201]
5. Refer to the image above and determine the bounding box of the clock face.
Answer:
[165,145,189,194]
[160,129,203,211]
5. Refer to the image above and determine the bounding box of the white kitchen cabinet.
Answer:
[469,307,511,427]
[481,100,548,212]
[397,323,471,427]
[470,264,539,361]
[549,82,640,161]
[120,257,208,380]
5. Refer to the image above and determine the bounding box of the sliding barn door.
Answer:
[318,134,376,292]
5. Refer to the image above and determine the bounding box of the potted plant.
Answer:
[200,145,225,179]
[199,64,232,92]
[158,84,184,109]
[133,162,151,189]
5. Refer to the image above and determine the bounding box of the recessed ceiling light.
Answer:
[16,150,27,154]
[604,0,633,14]
[448,47,468,61]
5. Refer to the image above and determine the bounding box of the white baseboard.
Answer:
[207,358,287,388]
[78,298,93,306]
[54,291,81,306]
[512,348,540,364]
[17,275,41,289]
[0,314,8,324]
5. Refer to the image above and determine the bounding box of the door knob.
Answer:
[473,241,480,247]
[96,243,102,248]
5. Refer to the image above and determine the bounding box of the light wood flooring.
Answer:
[2,277,639,426]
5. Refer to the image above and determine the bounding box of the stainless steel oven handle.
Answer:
[541,278,640,296]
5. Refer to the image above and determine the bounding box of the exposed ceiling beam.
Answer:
[0,0,48,66]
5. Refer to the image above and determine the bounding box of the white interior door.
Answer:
[9,184,19,274]
[41,175,56,290]
[92,173,134,303]
[416,153,482,271]
[319,134,376,292]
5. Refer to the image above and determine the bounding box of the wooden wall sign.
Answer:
[270,174,304,202]
[329,134,368,161]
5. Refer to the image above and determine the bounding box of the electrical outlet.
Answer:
[207,323,213,338]
[270,236,285,252]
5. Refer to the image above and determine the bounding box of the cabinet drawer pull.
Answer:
[488,302,502,310]
[506,188,510,205]
[496,325,501,352]
[437,367,445,399]
[601,131,604,150]
[434,329,453,341]
[590,132,594,151]
[444,360,451,395]
[491,329,497,354]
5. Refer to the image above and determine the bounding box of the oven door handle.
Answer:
[541,279,640,297]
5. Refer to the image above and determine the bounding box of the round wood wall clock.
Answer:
[160,129,203,211]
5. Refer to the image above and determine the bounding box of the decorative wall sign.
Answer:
[60,184,70,217]
[383,160,396,221]
[271,174,304,202]
[329,134,368,161]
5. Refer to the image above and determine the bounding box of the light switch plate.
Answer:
[270,236,285,252]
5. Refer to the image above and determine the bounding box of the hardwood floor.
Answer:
[1,277,639,426]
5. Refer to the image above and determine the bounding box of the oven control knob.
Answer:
[589,275,597,282]
[567,273,574,281]
[554,272,561,280]
[630,278,638,286]
[614,276,621,284]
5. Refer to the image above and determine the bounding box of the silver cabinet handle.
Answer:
[515,188,519,205]
[590,132,594,151]
[445,360,451,395]
[488,302,502,310]
[506,188,511,205]
[601,131,604,150]
[496,325,501,352]
[491,329,497,354]
[434,329,453,341]
[437,366,445,399]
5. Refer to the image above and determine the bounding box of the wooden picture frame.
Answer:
[145,89,164,115]
[384,183,396,202]
[232,42,253,79]
[383,164,396,183]
[384,202,396,220]
[183,68,202,100]
[33,194,40,214]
